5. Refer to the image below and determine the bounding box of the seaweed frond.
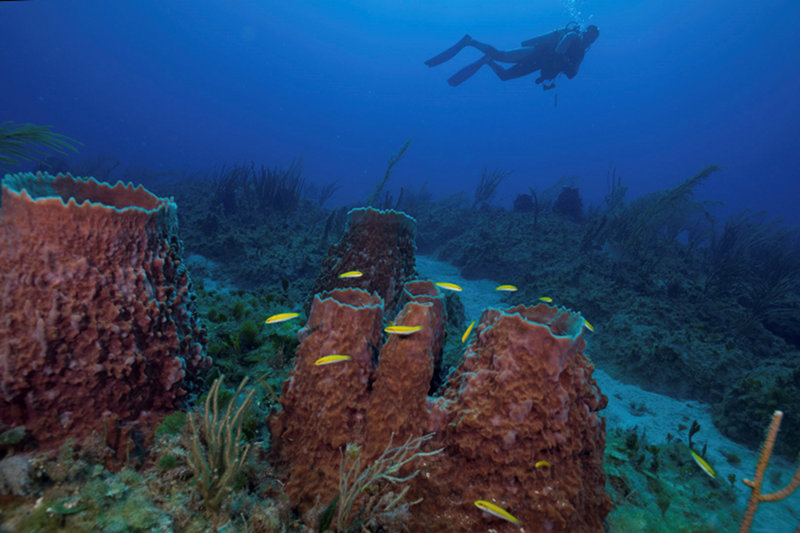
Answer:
[330,433,442,532]
[473,167,512,209]
[187,375,254,514]
[367,139,411,207]
[0,121,81,170]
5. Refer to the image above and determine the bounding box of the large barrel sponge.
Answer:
[311,207,417,316]
[0,172,210,450]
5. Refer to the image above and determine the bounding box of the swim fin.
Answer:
[425,34,472,67]
[447,56,488,86]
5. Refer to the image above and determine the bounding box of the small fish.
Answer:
[538,296,553,303]
[495,284,518,292]
[265,312,300,324]
[314,354,352,366]
[474,500,520,526]
[690,450,716,479]
[338,270,363,279]
[535,460,552,468]
[584,319,595,332]
[385,325,423,335]
[435,282,463,292]
[461,320,475,343]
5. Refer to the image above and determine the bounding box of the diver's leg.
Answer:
[425,34,473,67]
[485,58,538,81]
[448,55,538,86]
[467,43,532,63]
[426,36,532,66]
[447,56,489,86]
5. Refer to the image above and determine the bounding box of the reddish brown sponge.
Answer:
[416,304,610,532]
[270,288,386,514]
[0,172,210,452]
[272,280,609,531]
[311,207,417,316]
[365,280,446,458]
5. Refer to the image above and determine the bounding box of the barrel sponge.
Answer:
[422,304,610,531]
[272,293,610,531]
[0,172,210,449]
[311,207,417,316]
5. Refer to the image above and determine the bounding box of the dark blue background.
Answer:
[2,0,798,222]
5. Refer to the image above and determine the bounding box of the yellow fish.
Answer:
[690,450,716,479]
[584,319,595,332]
[314,354,352,366]
[535,460,552,468]
[538,296,553,303]
[338,271,363,279]
[495,284,518,292]
[385,325,423,335]
[461,320,475,343]
[265,312,300,324]
[474,500,520,526]
[435,282,463,292]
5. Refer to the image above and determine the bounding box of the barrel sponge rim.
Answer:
[2,171,174,214]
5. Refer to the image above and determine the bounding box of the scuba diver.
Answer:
[425,22,599,90]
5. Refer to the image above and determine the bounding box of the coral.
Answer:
[608,165,720,276]
[552,186,584,220]
[512,192,534,212]
[472,167,512,209]
[187,376,254,514]
[311,207,417,316]
[11,465,173,532]
[330,433,442,532]
[714,367,800,458]
[155,412,187,438]
[272,279,609,531]
[0,454,33,495]
[739,410,800,532]
[604,426,739,531]
[366,139,411,207]
[238,319,261,350]
[0,425,26,446]
[0,121,80,171]
[0,172,210,453]
[210,160,306,215]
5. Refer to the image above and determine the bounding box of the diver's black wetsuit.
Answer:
[425,23,598,90]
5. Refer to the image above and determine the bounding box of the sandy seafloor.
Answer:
[415,255,800,533]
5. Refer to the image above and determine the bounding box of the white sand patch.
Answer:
[416,255,505,318]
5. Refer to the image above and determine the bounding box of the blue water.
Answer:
[2,0,798,221]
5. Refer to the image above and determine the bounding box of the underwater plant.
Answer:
[609,165,720,277]
[366,138,411,207]
[187,375,254,514]
[209,159,306,215]
[472,166,512,209]
[0,121,80,170]
[321,433,442,532]
[739,410,800,532]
